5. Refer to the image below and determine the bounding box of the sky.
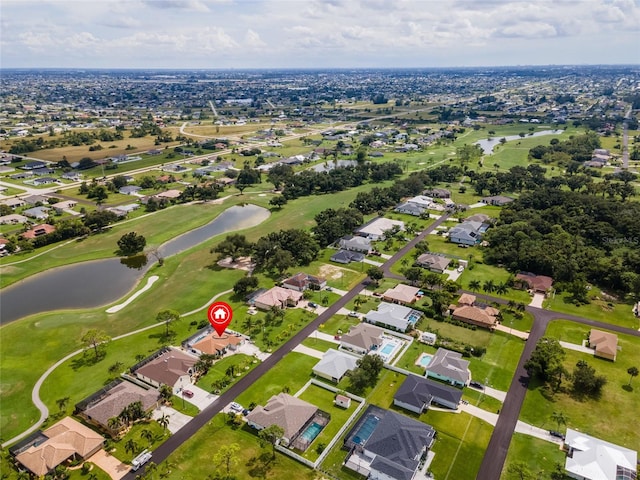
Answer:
[1,0,639,69]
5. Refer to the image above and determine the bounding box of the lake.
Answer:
[475,129,563,154]
[0,204,269,324]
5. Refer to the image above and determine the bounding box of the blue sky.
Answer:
[1,0,638,68]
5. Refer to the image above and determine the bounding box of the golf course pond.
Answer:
[0,204,270,324]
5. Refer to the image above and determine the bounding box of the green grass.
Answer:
[317,315,360,336]
[297,383,359,462]
[168,394,200,416]
[234,352,317,407]
[110,420,169,463]
[162,414,319,480]
[500,434,566,480]
[544,287,639,328]
[68,463,112,480]
[320,439,367,480]
[301,337,339,353]
[196,354,258,393]
[466,331,526,391]
[520,321,640,451]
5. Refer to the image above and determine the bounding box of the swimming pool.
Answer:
[299,422,323,443]
[352,415,379,445]
[380,342,395,355]
[418,353,433,368]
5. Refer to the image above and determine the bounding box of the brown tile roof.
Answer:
[382,284,420,304]
[246,393,317,441]
[458,293,476,306]
[452,305,498,327]
[192,331,244,355]
[341,323,384,351]
[515,272,554,292]
[254,286,303,308]
[134,348,197,386]
[589,329,618,358]
[82,381,160,428]
[16,417,103,477]
[21,223,56,239]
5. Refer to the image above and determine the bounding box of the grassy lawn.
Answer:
[67,463,112,480]
[161,414,319,480]
[301,337,339,353]
[500,434,566,480]
[544,288,639,329]
[320,440,367,480]
[234,352,317,407]
[520,321,640,451]
[318,315,360,336]
[297,383,359,462]
[457,263,532,303]
[196,354,259,394]
[110,420,169,463]
[168,394,200,417]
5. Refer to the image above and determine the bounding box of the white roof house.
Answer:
[356,218,405,241]
[312,349,359,383]
[564,428,637,480]
[364,301,422,333]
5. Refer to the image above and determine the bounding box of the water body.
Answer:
[0,204,269,324]
[475,129,563,154]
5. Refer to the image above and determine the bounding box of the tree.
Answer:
[349,354,384,394]
[571,360,607,397]
[107,416,122,432]
[159,384,173,403]
[141,428,154,447]
[482,279,496,293]
[156,309,180,337]
[212,234,252,262]
[157,413,170,432]
[550,411,568,431]
[117,232,147,256]
[212,443,240,478]
[367,266,384,286]
[506,461,534,480]
[269,195,287,210]
[81,329,111,359]
[258,424,284,459]
[56,396,70,413]
[627,366,639,386]
[469,279,481,292]
[124,439,139,455]
[524,337,565,382]
[233,276,259,296]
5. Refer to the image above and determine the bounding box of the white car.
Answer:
[229,402,243,412]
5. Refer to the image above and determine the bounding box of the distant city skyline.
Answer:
[1,0,639,69]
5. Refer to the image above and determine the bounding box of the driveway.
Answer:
[559,341,595,355]
[445,268,463,282]
[292,344,324,359]
[174,382,218,411]
[529,292,545,308]
[88,449,130,480]
[152,406,192,434]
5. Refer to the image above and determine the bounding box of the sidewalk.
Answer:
[494,324,529,340]
[559,341,595,355]
[292,344,324,359]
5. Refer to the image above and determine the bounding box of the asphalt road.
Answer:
[122,213,451,479]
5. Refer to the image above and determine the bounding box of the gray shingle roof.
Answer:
[394,375,462,410]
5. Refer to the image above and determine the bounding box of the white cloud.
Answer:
[244,29,267,48]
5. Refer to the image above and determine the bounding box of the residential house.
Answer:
[119,185,142,195]
[61,171,82,181]
[382,284,421,305]
[340,323,384,355]
[282,272,327,292]
[312,349,359,383]
[11,417,103,477]
[563,428,637,480]
[515,272,554,295]
[330,249,364,264]
[1,198,26,209]
[344,405,436,480]
[415,253,451,273]
[33,177,58,186]
[246,393,323,449]
[23,194,49,205]
[0,213,28,225]
[339,235,373,254]
[364,301,422,333]
[23,206,50,220]
[425,348,471,387]
[154,189,182,200]
[10,172,34,180]
[423,188,450,198]
[76,379,160,436]
[448,221,488,246]
[32,167,55,176]
[588,330,618,361]
[22,224,56,239]
[449,294,500,330]
[394,375,463,413]
[184,328,245,356]
[52,200,77,212]
[356,217,405,241]
[406,195,444,211]
[394,201,425,216]
[133,348,197,389]
[481,195,514,206]
[20,160,46,170]
[253,286,303,310]
[465,213,492,224]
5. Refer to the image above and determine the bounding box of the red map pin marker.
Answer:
[207,301,233,336]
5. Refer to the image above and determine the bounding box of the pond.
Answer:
[475,129,563,154]
[0,204,269,324]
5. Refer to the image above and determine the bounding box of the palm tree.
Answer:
[158,384,173,403]
[516,302,526,312]
[107,417,122,432]
[495,282,509,295]
[124,439,139,456]
[482,280,496,293]
[157,414,170,432]
[56,396,70,413]
[469,280,481,292]
[550,411,568,431]
[628,366,639,386]
[507,300,516,311]
[141,428,154,447]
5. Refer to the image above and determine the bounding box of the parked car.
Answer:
[229,402,243,412]
[469,381,484,390]
[182,389,194,398]
[326,286,333,292]
[308,302,318,308]
[348,311,359,318]
[549,430,565,440]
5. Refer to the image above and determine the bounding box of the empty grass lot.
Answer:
[161,414,319,480]
[500,434,566,480]
[520,321,640,451]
